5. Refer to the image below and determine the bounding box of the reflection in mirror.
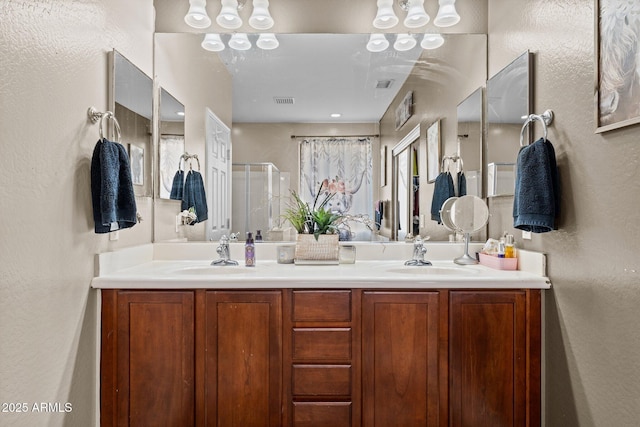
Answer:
[153,33,486,242]
[158,88,185,200]
[456,87,483,197]
[111,49,153,197]
[486,51,531,197]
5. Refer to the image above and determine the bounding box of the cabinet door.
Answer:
[101,290,195,427]
[362,291,441,427]
[205,291,282,427]
[449,290,541,427]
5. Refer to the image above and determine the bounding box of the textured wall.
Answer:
[488,0,640,425]
[0,1,154,426]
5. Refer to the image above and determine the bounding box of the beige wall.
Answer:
[0,1,154,426]
[488,0,640,425]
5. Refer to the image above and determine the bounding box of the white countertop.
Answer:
[91,259,551,290]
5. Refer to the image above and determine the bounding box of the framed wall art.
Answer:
[426,120,441,183]
[395,91,413,130]
[595,0,640,132]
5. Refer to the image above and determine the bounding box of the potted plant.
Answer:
[282,184,342,264]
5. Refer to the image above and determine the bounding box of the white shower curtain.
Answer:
[299,137,373,239]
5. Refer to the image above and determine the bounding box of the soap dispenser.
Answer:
[245,232,255,267]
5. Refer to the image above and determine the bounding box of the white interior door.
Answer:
[205,108,231,241]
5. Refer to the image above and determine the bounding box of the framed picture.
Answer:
[595,0,640,132]
[395,91,413,130]
[159,134,185,199]
[129,144,144,186]
[426,120,441,183]
[380,146,387,187]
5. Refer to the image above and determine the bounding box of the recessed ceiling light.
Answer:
[331,113,342,118]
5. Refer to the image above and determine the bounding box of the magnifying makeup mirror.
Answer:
[440,195,489,264]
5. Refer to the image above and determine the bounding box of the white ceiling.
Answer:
[215,33,423,123]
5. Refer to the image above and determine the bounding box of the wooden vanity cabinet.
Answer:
[101,289,282,427]
[204,290,282,427]
[448,290,541,427]
[362,291,444,427]
[100,290,196,427]
[101,288,540,427]
[283,289,361,427]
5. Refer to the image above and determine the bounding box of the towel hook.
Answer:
[519,109,554,147]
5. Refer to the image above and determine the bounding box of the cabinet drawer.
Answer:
[292,290,351,322]
[293,365,351,396]
[293,401,351,427]
[293,328,351,360]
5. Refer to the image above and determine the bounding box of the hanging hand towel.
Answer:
[181,170,208,224]
[431,171,455,223]
[91,138,138,233]
[169,169,184,200]
[457,171,467,197]
[513,138,560,233]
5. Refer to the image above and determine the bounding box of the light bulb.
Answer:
[434,0,460,27]
[184,0,211,29]
[394,34,416,51]
[366,34,390,53]
[201,33,225,52]
[229,33,252,50]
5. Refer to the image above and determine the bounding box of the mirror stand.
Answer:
[454,232,478,265]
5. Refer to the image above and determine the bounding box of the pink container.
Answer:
[479,253,518,270]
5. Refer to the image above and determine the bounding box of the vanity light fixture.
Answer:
[228,33,252,50]
[433,0,460,27]
[366,33,390,52]
[249,0,274,30]
[217,0,243,29]
[394,33,417,51]
[256,33,279,50]
[373,0,399,29]
[184,0,212,29]
[201,33,225,51]
[403,0,430,28]
[420,33,444,49]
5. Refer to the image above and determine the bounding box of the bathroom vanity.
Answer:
[93,243,549,427]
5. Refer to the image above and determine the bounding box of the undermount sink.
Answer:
[386,266,480,276]
[174,266,250,275]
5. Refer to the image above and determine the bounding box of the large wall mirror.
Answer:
[110,49,153,198]
[485,51,531,197]
[457,87,483,197]
[152,32,487,242]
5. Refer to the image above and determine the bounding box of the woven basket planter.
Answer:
[294,234,339,264]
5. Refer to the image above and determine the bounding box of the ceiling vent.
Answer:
[274,96,295,105]
[376,79,394,89]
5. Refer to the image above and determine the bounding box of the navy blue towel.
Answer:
[513,138,560,233]
[91,138,137,233]
[431,172,455,223]
[457,171,467,197]
[169,170,184,200]
[181,170,208,224]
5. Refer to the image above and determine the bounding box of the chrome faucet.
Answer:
[404,236,432,266]
[211,235,239,265]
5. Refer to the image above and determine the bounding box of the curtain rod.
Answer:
[291,134,380,139]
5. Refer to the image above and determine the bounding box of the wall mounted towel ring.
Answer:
[179,152,201,171]
[441,154,464,173]
[88,107,122,142]
[520,109,554,146]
